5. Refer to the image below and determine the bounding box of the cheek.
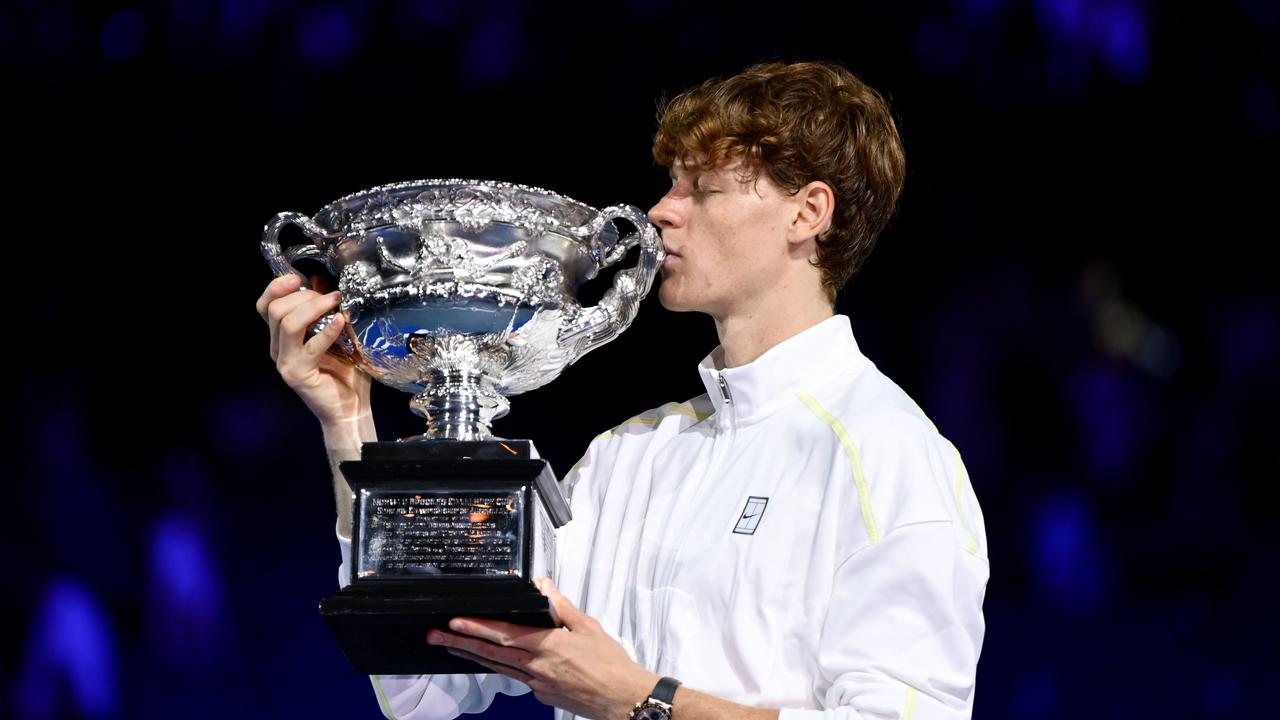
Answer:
[700,216,745,267]
[718,214,783,279]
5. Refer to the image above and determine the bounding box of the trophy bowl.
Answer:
[261,180,663,674]
[261,179,664,440]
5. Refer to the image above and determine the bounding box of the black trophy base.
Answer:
[323,439,570,676]
[320,581,556,674]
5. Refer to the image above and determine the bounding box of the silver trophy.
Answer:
[261,180,663,674]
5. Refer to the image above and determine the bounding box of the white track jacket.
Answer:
[337,314,990,719]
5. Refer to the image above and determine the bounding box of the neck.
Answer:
[712,296,834,368]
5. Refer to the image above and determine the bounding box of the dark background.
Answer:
[4,0,1277,718]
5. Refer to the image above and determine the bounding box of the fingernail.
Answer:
[427,631,443,645]
[449,619,466,632]
[326,290,341,299]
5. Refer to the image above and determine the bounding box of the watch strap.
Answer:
[652,676,681,705]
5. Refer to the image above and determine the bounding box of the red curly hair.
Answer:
[652,62,906,300]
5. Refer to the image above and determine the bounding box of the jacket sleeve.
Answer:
[778,521,989,720]
[337,527,532,719]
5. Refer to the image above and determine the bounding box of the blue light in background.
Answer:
[460,14,522,88]
[1032,489,1108,614]
[298,5,357,68]
[146,512,226,662]
[1217,299,1280,392]
[924,301,1003,485]
[205,389,287,458]
[37,400,129,596]
[217,0,271,55]
[1036,0,1087,44]
[1088,0,1148,84]
[1034,0,1150,87]
[101,9,146,62]
[14,577,118,719]
[1009,670,1055,719]
[954,0,1006,23]
[1201,672,1242,717]
[1067,360,1150,485]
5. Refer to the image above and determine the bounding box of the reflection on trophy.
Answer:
[261,180,663,674]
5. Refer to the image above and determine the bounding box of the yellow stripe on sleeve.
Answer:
[371,676,395,719]
[950,446,981,556]
[796,391,881,545]
[903,686,919,720]
[666,402,713,422]
[566,403,709,479]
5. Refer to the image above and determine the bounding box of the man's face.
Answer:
[647,158,798,318]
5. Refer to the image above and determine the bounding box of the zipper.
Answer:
[652,371,736,670]
[717,374,734,407]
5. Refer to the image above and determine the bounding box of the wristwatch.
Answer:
[629,676,681,720]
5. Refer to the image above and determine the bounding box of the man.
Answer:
[257,61,988,720]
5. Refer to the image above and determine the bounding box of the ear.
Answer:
[787,181,835,250]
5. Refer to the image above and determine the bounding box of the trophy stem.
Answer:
[409,369,509,441]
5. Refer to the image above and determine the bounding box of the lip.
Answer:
[659,249,679,271]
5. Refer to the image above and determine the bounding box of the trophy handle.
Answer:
[261,211,336,286]
[557,205,665,354]
[260,212,357,359]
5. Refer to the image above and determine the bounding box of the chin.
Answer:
[658,284,695,313]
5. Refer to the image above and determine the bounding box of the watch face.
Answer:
[634,707,670,720]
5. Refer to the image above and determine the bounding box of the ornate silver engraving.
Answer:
[261,180,664,440]
[339,261,382,298]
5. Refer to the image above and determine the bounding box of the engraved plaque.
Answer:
[356,488,526,579]
[320,439,572,673]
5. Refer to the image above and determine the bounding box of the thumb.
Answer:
[537,578,590,631]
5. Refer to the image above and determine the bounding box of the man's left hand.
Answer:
[427,578,659,720]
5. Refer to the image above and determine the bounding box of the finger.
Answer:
[532,578,565,627]
[266,288,323,361]
[443,646,534,685]
[542,584,593,632]
[255,274,301,321]
[303,311,347,359]
[430,628,534,669]
[447,618,550,650]
[276,291,342,364]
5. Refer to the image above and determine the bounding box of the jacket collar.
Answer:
[696,315,869,427]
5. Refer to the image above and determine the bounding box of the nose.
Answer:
[647,191,684,231]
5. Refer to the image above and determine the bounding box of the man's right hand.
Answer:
[255,273,372,430]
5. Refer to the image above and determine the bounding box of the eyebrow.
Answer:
[668,168,707,182]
